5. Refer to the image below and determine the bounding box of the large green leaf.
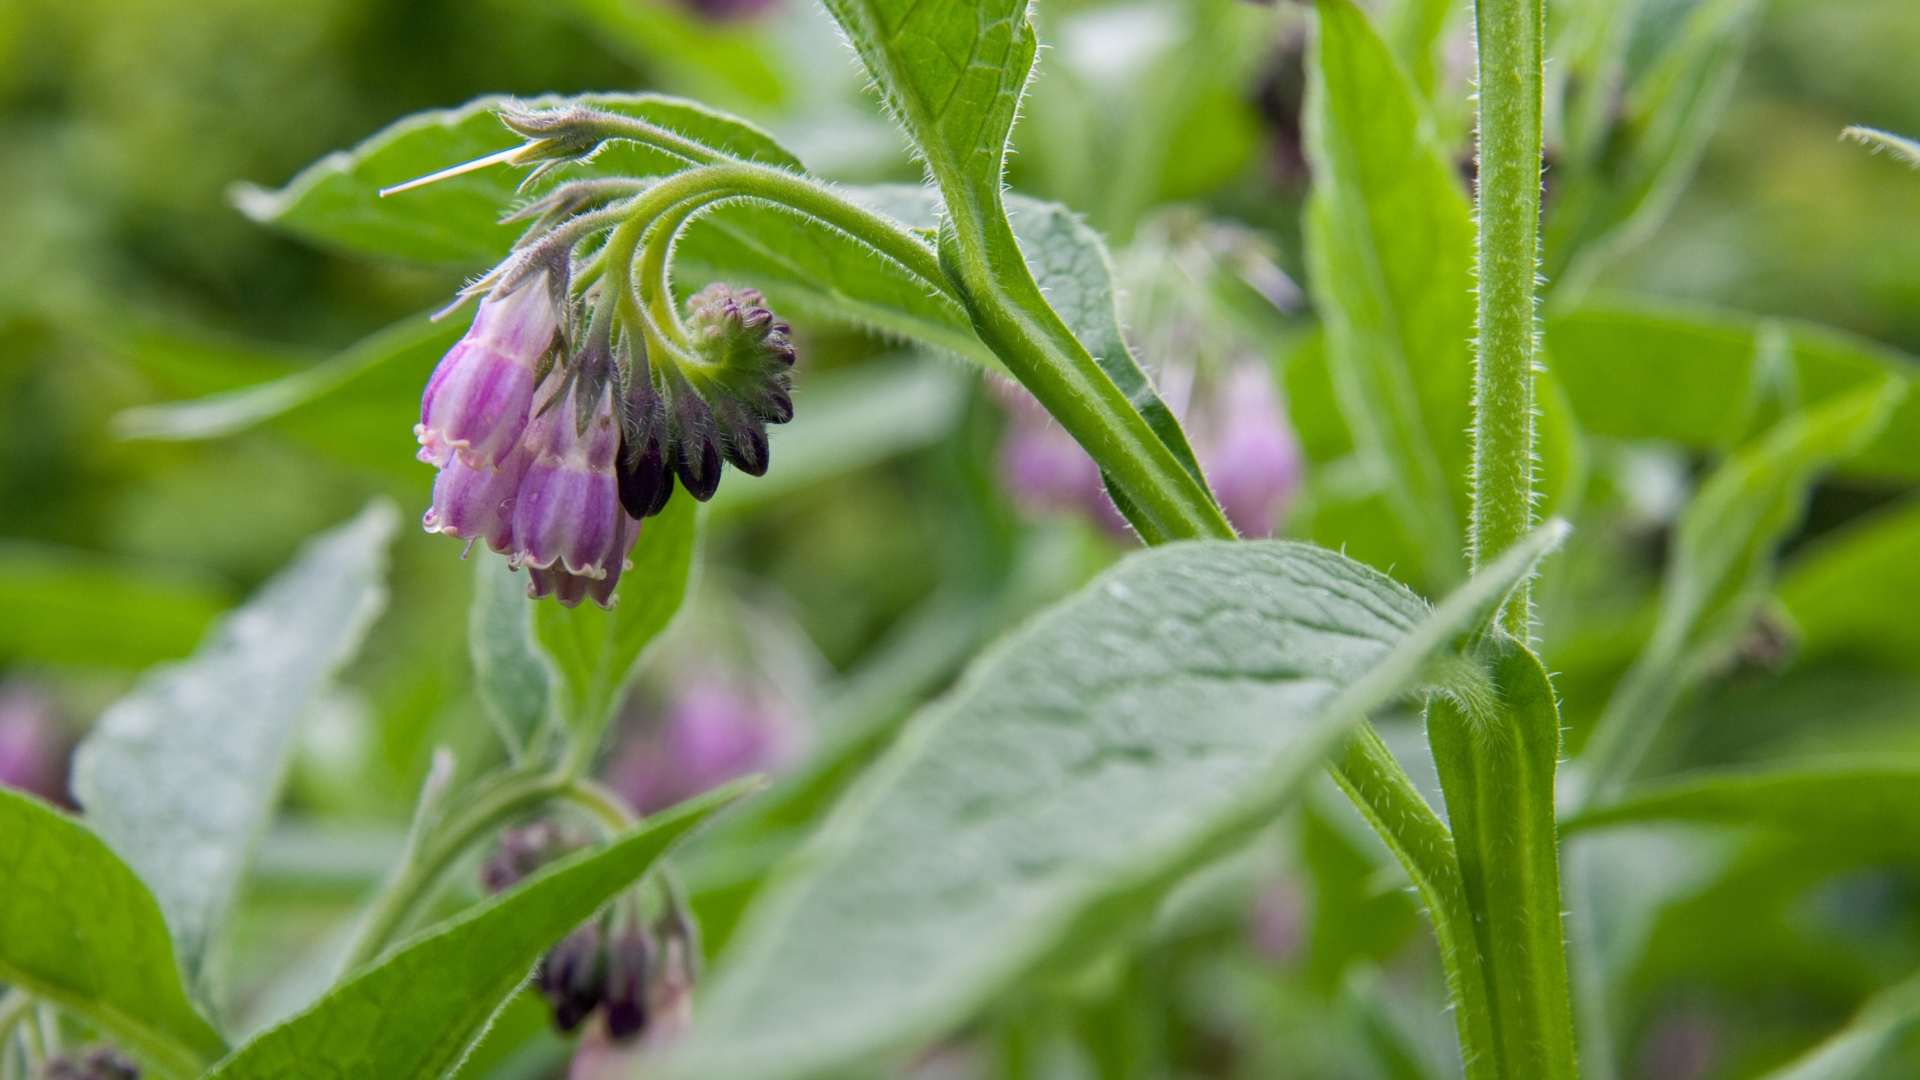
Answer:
[535,490,699,738]
[669,527,1565,1080]
[0,789,227,1079]
[235,93,800,265]
[1754,968,1920,1080]
[0,544,230,668]
[1577,381,1906,804]
[1304,0,1475,590]
[1781,500,1920,673]
[70,502,396,1002]
[817,0,1032,209]
[1543,302,1920,480]
[469,557,556,762]
[541,0,786,109]
[205,783,744,1080]
[1564,760,1920,843]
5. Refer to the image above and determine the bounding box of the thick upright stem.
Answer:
[1469,0,1547,633]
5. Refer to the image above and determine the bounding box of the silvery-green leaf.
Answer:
[71,501,397,1004]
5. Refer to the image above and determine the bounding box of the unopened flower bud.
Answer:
[480,821,587,894]
[645,907,698,1048]
[44,1047,140,1080]
[538,924,607,1034]
[417,274,560,471]
[602,923,653,1042]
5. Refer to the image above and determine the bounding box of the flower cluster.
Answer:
[43,1047,140,1080]
[413,159,796,608]
[604,672,803,815]
[479,825,697,1046]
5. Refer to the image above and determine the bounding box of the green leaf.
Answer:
[1754,968,1920,1080]
[1304,0,1475,591]
[1427,640,1577,1080]
[535,491,699,740]
[1780,500,1920,674]
[0,544,230,668]
[114,307,470,457]
[668,526,1567,1080]
[236,93,800,265]
[1563,760,1920,842]
[205,782,745,1080]
[469,557,555,761]
[818,0,1033,207]
[0,788,227,1079]
[70,502,396,1002]
[1544,0,1762,299]
[1543,301,1920,480]
[540,0,787,109]
[1578,381,1907,804]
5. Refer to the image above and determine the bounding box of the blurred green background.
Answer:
[1,0,1918,1077]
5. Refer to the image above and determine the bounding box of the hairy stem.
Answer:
[1469,0,1547,633]
[1331,727,1501,1080]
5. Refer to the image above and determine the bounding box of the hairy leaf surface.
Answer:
[671,528,1565,1080]
[71,502,395,1002]
[469,557,555,761]
[0,789,227,1079]
[205,785,742,1080]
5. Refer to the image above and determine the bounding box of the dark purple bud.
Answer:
[44,1047,140,1080]
[538,924,606,1034]
[616,433,675,521]
[644,911,698,1048]
[512,375,624,579]
[602,925,653,1042]
[416,274,558,471]
[761,384,793,425]
[675,436,724,502]
[480,821,587,894]
[0,681,69,805]
[422,443,531,554]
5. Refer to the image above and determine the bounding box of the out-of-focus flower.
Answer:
[416,273,559,471]
[1188,362,1302,538]
[538,924,607,1034]
[676,0,784,21]
[480,821,588,894]
[992,361,1300,540]
[44,1047,140,1080]
[0,680,69,805]
[1636,1003,1721,1080]
[1248,876,1305,966]
[605,674,803,816]
[602,922,653,1042]
[990,377,1130,535]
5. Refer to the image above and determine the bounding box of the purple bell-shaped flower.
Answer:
[416,273,559,470]
[512,374,626,578]
[1194,362,1301,539]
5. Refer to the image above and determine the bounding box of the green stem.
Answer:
[941,214,1232,542]
[341,762,571,972]
[1426,638,1578,1080]
[1330,726,1502,1080]
[1468,0,1547,633]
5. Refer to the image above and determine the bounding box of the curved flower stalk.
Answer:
[407,103,961,606]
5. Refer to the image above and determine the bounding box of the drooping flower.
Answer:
[604,674,803,816]
[422,442,532,554]
[416,273,560,470]
[601,922,652,1041]
[513,373,626,576]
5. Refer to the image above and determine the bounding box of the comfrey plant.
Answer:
[7,1,1920,1080]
